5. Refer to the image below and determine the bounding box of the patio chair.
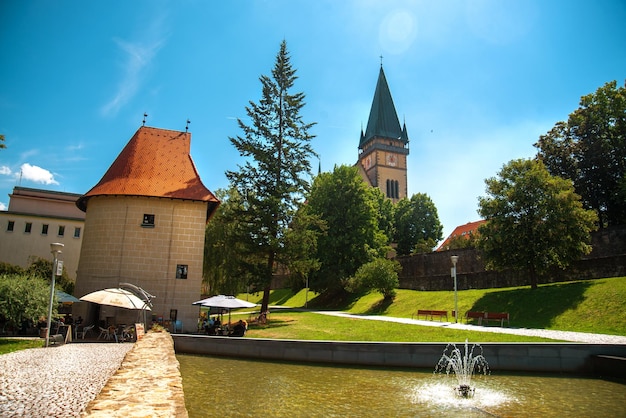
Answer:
[98,326,113,340]
[79,324,94,339]
[119,325,134,342]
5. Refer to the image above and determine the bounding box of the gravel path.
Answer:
[317,311,626,344]
[0,343,133,418]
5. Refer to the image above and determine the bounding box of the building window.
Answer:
[42,224,49,235]
[142,214,155,227]
[176,264,188,279]
[58,225,65,236]
[7,221,14,232]
[25,222,32,233]
[74,227,81,238]
[386,179,399,199]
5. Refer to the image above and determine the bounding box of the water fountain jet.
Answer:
[434,339,489,398]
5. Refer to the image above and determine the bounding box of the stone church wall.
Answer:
[398,225,626,291]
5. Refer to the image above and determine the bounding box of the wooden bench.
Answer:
[414,309,448,321]
[465,311,485,325]
[483,312,510,327]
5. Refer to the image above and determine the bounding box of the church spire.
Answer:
[360,66,407,148]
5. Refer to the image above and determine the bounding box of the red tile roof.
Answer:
[76,126,219,219]
[436,220,486,251]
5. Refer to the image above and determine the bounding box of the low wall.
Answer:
[172,334,626,376]
[84,332,188,418]
[398,225,626,291]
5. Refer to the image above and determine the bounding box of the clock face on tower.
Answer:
[386,153,397,167]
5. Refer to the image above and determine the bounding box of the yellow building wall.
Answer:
[74,195,207,333]
[0,212,83,280]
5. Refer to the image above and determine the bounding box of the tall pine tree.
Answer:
[226,41,316,313]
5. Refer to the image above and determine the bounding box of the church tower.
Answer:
[357,65,409,202]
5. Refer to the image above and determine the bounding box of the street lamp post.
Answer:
[45,243,64,347]
[451,255,459,323]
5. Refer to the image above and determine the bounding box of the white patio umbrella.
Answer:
[192,295,256,324]
[80,288,152,311]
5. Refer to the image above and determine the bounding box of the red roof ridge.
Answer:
[77,126,219,219]
[436,219,486,251]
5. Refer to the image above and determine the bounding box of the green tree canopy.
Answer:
[26,256,73,294]
[304,165,389,294]
[394,193,443,255]
[226,40,316,313]
[0,274,52,330]
[202,188,253,296]
[477,158,598,289]
[535,80,626,227]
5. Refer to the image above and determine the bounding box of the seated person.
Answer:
[203,317,215,334]
[229,320,247,337]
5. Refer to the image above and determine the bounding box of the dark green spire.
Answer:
[360,66,408,147]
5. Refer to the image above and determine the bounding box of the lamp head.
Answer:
[451,255,459,266]
[50,242,64,255]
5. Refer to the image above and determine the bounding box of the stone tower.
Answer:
[74,126,220,333]
[357,66,409,202]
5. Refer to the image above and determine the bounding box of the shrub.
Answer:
[351,258,400,300]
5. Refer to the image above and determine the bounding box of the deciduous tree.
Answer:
[394,193,443,255]
[304,165,389,294]
[477,158,597,289]
[0,274,51,332]
[535,80,626,227]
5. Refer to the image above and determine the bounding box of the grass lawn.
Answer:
[238,276,626,339]
[239,311,557,342]
[0,338,43,355]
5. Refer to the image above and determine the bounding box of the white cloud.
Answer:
[18,163,59,185]
[0,202,6,211]
[0,166,11,176]
[101,15,167,117]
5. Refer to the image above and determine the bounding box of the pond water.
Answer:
[178,354,626,417]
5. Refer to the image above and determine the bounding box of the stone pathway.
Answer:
[82,332,187,418]
[0,342,132,417]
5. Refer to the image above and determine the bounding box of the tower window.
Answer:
[7,220,14,232]
[42,224,49,235]
[176,264,188,279]
[25,222,32,233]
[74,227,81,238]
[58,225,65,236]
[386,179,399,199]
[142,214,155,227]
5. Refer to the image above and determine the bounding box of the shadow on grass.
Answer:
[267,289,297,306]
[306,290,362,311]
[363,297,394,315]
[470,281,593,328]
[248,317,295,331]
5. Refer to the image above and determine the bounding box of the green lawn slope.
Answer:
[239,277,626,337]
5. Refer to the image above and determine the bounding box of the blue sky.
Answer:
[1,0,625,240]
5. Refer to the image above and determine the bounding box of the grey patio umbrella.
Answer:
[192,295,256,324]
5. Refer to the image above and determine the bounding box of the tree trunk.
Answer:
[260,251,275,314]
[529,265,538,289]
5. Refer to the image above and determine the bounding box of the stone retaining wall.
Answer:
[83,332,188,418]
[173,334,626,376]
